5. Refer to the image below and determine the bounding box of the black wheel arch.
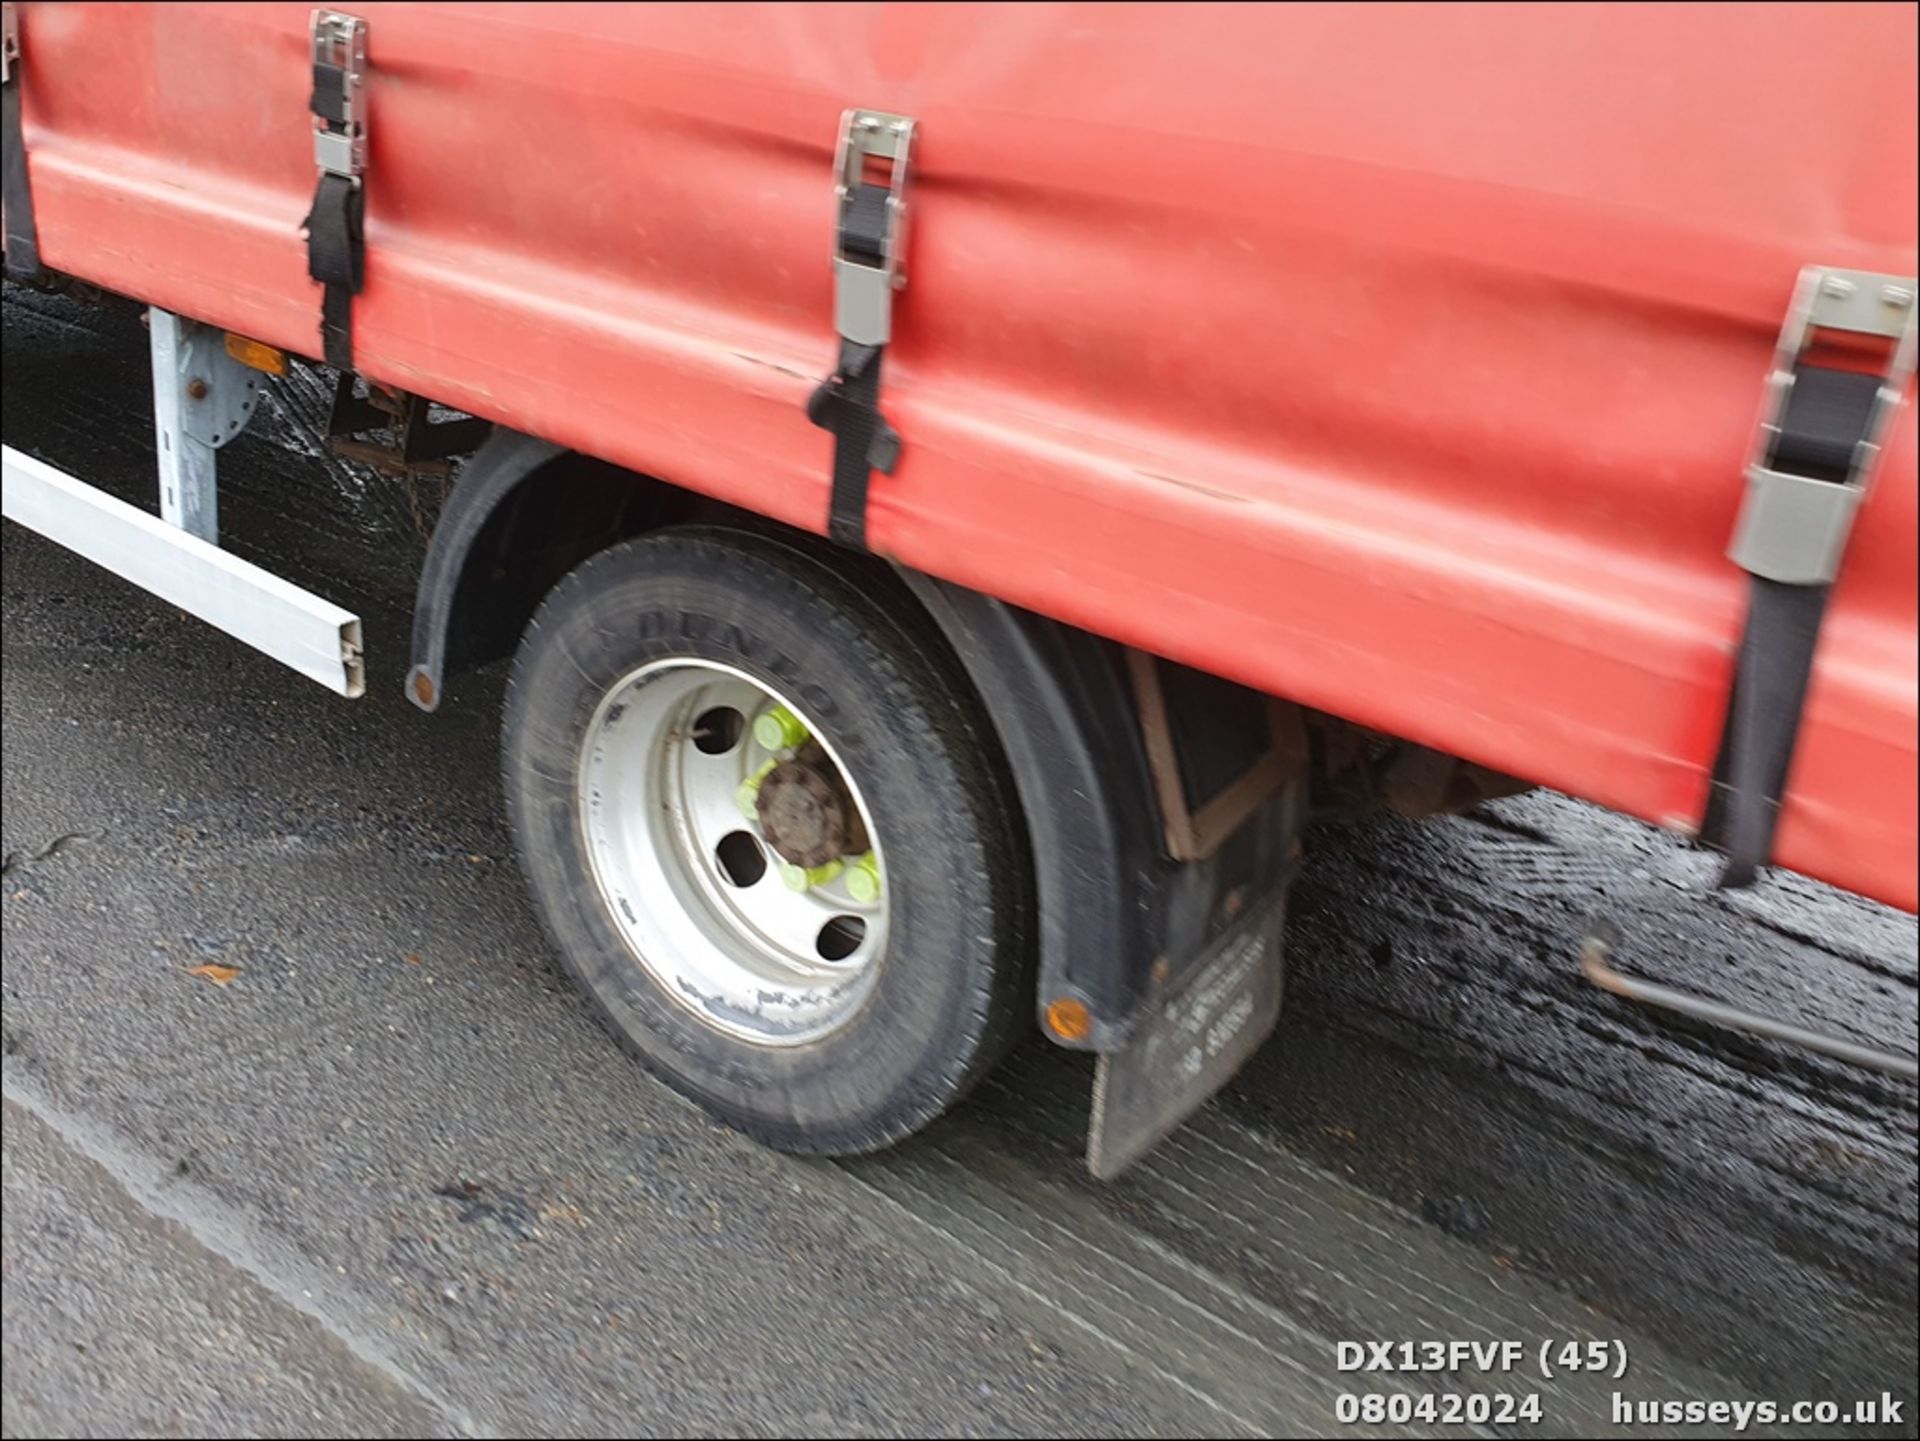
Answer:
[405,431,730,712]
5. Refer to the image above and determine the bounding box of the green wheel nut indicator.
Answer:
[845,851,881,903]
[779,858,844,893]
[735,759,777,819]
[753,705,808,753]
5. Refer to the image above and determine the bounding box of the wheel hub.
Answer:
[756,741,870,868]
[578,659,888,1047]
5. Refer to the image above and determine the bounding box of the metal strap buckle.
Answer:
[2,4,20,88]
[829,109,914,347]
[309,9,367,183]
[1731,267,1917,584]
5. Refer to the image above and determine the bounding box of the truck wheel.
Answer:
[502,527,1031,1154]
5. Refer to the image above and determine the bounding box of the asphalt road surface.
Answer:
[4,286,1916,1439]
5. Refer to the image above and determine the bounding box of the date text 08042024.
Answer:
[1337,1393,1545,1428]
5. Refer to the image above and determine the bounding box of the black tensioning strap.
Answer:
[1701,362,1881,887]
[303,50,363,372]
[1766,364,1881,482]
[304,171,363,371]
[808,340,893,548]
[840,182,889,266]
[1702,578,1831,886]
[808,180,899,549]
[311,60,348,126]
[2,47,41,281]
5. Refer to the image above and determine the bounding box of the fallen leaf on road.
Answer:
[404,952,423,966]
[185,963,239,986]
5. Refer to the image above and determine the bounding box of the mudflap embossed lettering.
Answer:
[1087,893,1287,1178]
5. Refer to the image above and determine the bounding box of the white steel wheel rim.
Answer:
[578,658,889,1047]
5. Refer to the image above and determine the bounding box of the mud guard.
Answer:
[1090,890,1290,1177]
[408,432,679,713]
[897,571,1306,1173]
[406,431,567,711]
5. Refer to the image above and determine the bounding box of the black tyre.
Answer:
[502,526,1031,1154]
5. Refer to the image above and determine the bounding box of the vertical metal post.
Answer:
[151,308,219,542]
[149,307,263,545]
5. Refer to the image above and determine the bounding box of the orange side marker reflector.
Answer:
[224,332,288,376]
[1045,997,1092,1043]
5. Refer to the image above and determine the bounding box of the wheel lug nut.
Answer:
[779,859,843,893]
[753,705,809,752]
[845,851,881,903]
[736,759,776,819]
